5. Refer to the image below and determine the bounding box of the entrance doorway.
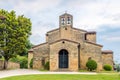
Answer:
[59,49,68,68]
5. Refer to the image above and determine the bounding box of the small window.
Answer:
[88,57,92,60]
[65,27,67,30]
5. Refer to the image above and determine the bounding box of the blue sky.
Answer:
[0,0,120,63]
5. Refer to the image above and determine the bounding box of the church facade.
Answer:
[28,13,113,71]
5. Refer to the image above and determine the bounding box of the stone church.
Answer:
[28,13,113,71]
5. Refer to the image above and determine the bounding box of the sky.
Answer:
[0,0,120,64]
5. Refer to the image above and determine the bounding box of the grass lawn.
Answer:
[0,74,120,80]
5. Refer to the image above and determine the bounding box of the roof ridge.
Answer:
[49,39,79,45]
[32,42,47,48]
[85,41,103,47]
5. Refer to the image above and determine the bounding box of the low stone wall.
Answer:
[0,60,4,69]
[0,60,20,69]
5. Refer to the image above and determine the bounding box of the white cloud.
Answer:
[64,0,120,30]
[30,34,45,45]
[32,22,54,36]
[1,0,120,43]
[0,0,61,15]
[109,37,120,42]
[1,0,120,63]
[0,0,62,45]
[100,35,120,42]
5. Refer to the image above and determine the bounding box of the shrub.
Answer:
[103,64,112,71]
[116,65,120,72]
[44,62,49,70]
[86,59,97,71]
[30,58,33,68]
[9,57,19,63]
[19,57,28,68]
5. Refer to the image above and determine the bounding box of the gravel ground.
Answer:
[0,69,97,78]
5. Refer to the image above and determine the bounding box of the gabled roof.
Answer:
[47,28,59,33]
[46,27,87,34]
[49,39,79,45]
[72,27,87,32]
[32,42,47,48]
[60,13,72,17]
[85,41,103,47]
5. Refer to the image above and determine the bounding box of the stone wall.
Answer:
[49,40,79,71]
[47,29,60,43]
[33,43,49,69]
[28,50,33,68]
[60,26,72,40]
[29,25,113,71]
[71,28,86,43]
[46,27,87,44]
[0,60,4,69]
[85,32,96,43]
[80,42,103,71]
[102,51,113,69]
[7,61,20,69]
[0,60,20,69]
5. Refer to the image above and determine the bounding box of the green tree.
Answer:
[86,59,97,71]
[0,9,31,69]
[20,40,33,56]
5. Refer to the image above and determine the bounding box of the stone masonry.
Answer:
[28,13,114,71]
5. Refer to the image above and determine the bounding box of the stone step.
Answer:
[54,68,72,72]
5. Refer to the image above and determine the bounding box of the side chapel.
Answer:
[28,13,113,71]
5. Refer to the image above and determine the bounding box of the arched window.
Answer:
[61,17,65,25]
[67,17,71,24]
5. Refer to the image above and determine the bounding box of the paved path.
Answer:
[0,69,97,78]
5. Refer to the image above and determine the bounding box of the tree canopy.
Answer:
[0,9,32,69]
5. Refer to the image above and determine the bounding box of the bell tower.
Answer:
[59,13,73,28]
[59,13,73,39]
